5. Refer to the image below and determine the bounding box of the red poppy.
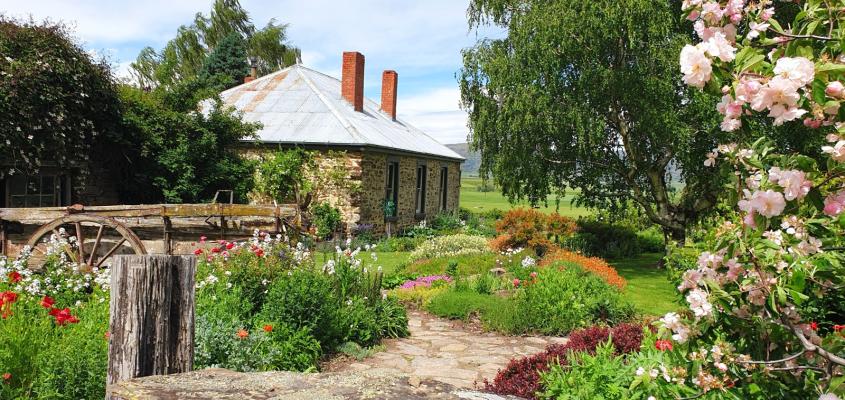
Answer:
[236,329,249,339]
[7,271,21,283]
[50,307,80,326]
[193,248,203,255]
[255,249,265,257]
[655,339,673,351]
[211,247,221,253]
[40,296,55,309]
[513,278,521,288]
[1,291,16,304]
[834,324,845,332]
[263,324,273,333]
[226,242,235,250]
[810,321,819,331]
[2,372,10,381]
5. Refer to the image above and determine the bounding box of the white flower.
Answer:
[636,367,646,376]
[701,32,736,62]
[819,393,840,400]
[521,256,536,268]
[686,289,713,318]
[773,57,815,88]
[822,140,845,162]
[680,45,712,88]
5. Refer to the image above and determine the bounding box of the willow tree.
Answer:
[130,0,300,88]
[459,0,727,243]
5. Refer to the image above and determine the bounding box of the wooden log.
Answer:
[107,255,196,390]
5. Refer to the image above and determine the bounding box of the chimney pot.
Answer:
[381,70,398,120]
[341,52,365,112]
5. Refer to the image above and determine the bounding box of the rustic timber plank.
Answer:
[107,255,196,388]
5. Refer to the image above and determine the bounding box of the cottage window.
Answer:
[415,164,427,215]
[384,161,399,217]
[439,166,448,211]
[6,174,61,207]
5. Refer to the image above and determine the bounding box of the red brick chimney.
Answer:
[381,70,398,120]
[341,51,365,112]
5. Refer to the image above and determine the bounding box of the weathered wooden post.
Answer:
[107,254,196,390]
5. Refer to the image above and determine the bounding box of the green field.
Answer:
[459,176,590,217]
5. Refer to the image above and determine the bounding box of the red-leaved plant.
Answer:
[482,323,645,399]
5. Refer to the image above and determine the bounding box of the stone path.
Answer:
[336,310,568,389]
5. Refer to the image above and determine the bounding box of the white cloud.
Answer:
[399,87,469,144]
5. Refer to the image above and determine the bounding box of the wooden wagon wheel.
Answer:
[25,214,146,270]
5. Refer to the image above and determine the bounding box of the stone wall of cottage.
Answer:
[360,152,461,234]
[238,146,460,236]
[238,147,364,234]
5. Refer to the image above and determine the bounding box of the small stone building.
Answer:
[220,52,464,234]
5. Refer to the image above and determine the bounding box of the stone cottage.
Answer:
[219,52,464,234]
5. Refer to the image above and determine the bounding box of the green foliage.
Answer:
[563,217,665,259]
[110,84,258,203]
[199,31,249,89]
[0,18,119,179]
[445,260,459,278]
[257,268,338,348]
[337,341,386,361]
[460,0,727,242]
[253,148,314,203]
[516,266,635,335]
[130,0,300,88]
[376,237,424,252]
[408,234,491,262]
[539,340,630,400]
[312,202,342,239]
[0,291,109,400]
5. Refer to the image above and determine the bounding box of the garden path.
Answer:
[335,310,568,389]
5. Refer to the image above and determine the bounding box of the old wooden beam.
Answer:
[162,217,173,255]
[107,255,196,390]
[0,203,297,223]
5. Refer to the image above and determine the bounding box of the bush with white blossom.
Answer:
[641,0,845,398]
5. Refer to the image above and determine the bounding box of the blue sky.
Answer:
[1,0,502,144]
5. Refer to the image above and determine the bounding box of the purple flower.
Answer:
[399,275,452,289]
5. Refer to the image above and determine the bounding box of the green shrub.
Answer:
[376,236,424,252]
[337,341,386,361]
[312,202,342,239]
[430,212,463,232]
[374,297,410,339]
[563,218,665,258]
[425,290,522,332]
[516,266,635,335]
[446,260,459,277]
[33,296,109,400]
[539,340,631,400]
[408,234,491,262]
[257,268,339,348]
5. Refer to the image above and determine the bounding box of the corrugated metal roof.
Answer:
[219,64,464,161]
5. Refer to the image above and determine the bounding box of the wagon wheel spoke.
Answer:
[95,238,127,269]
[24,214,146,270]
[75,222,85,264]
[87,225,105,266]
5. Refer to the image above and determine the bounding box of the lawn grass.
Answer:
[610,253,679,316]
[460,176,590,217]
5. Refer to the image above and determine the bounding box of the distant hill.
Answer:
[446,143,481,175]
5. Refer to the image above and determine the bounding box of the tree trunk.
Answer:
[107,254,196,390]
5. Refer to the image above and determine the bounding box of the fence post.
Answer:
[107,254,196,389]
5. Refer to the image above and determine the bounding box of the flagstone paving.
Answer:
[335,310,568,389]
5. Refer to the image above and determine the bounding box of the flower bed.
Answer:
[0,231,409,399]
[539,247,627,289]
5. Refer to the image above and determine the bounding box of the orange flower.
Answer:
[2,372,10,381]
[540,248,627,289]
[236,329,249,339]
[263,324,273,333]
